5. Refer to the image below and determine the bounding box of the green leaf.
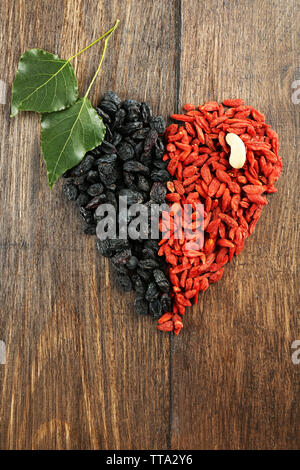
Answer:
[11,49,78,116]
[41,98,106,188]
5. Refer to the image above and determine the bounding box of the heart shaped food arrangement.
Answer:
[11,22,282,335]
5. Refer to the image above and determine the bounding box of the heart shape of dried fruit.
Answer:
[157,99,282,334]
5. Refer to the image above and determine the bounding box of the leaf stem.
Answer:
[84,19,120,99]
[68,19,120,62]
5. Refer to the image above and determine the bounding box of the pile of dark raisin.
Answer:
[63,91,172,318]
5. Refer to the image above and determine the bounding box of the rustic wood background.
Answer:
[0,0,299,450]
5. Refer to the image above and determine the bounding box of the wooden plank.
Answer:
[0,0,178,450]
[171,0,300,449]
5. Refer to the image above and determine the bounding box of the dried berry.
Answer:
[76,193,90,207]
[117,274,132,292]
[63,182,78,201]
[87,183,104,197]
[126,256,139,270]
[71,154,94,176]
[86,170,99,183]
[137,175,150,192]
[151,169,170,182]
[101,140,117,154]
[117,142,135,161]
[79,207,94,224]
[141,102,152,124]
[119,188,144,205]
[149,299,162,318]
[150,182,167,203]
[95,107,111,123]
[150,116,166,134]
[120,121,143,135]
[145,282,160,301]
[103,91,122,107]
[153,270,171,293]
[138,259,160,270]
[99,100,118,115]
[84,224,97,235]
[63,92,172,326]
[86,195,106,210]
[97,154,119,186]
[161,293,172,313]
[123,161,149,175]
[144,129,158,153]
[134,294,149,315]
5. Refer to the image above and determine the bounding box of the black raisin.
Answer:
[141,102,152,124]
[161,293,172,313]
[117,142,135,161]
[106,191,118,210]
[150,182,167,203]
[150,116,166,134]
[101,140,117,154]
[151,169,170,183]
[126,256,139,270]
[137,268,152,282]
[99,100,118,115]
[138,259,160,270]
[153,269,170,293]
[79,207,94,224]
[119,189,144,205]
[149,299,162,318]
[95,107,111,124]
[63,183,78,201]
[120,121,143,135]
[86,170,99,183]
[123,161,149,175]
[145,282,160,301]
[117,274,132,292]
[153,159,168,170]
[84,224,97,235]
[97,154,119,186]
[86,195,105,210]
[142,248,156,260]
[140,152,152,167]
[127,105,141,122]
[133,275,146,294]
[144,129,158,153]
[76,193,90,207]
[112,132,122,147]
[134,141,144,159]
[122,99,140,110]
[110,239,130,252]
[71,154,95,177]
[132,128,150,141]
[87,183,104,197]
[123,171,136,189]
[113,108,126,129]
[97,239,115,258]
[134,294,149,315]
[103,91,121,107]
[111,249,132,270]
[137,175,150,192]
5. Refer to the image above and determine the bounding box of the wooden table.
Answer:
[0,0,299,450]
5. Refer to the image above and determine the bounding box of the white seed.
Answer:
[225,133,246,169]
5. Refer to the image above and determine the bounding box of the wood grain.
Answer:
[0,0,177,450]
[171,0,300,450]
[0,0,299,450]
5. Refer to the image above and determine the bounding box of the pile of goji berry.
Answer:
[157,99,282,335]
